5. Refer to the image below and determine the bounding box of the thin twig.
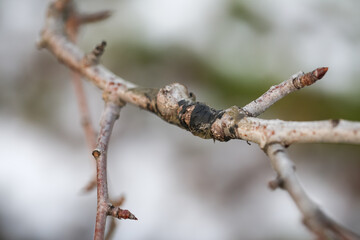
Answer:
[92,100,136,240]
[38,1,360,239]
[105,218,116,240]
[78,11,112,24]
[230,118,360,148]
[266,144,359,240]
[71,72,97,150]
[243,67,328,117]
[92,101,120,240]
[38,7,360,145]
[64,5,136,237]
[64,5,98,192]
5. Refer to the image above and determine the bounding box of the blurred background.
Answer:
[0,0,360,239]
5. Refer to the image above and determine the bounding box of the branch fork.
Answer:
[39,0,360,239]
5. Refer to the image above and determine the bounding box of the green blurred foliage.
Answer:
[228,0,271,34]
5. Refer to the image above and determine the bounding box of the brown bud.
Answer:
[312,67,328,80]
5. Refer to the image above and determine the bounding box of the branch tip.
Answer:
[128,212,138,220]
[96,41,107,55]
[313,67,328,80]
[242,67,328,117]
[93,41,107,59]
[109,207,138,220]
[293,67,328,89]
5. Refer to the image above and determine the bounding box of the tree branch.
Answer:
[266,144,359,240]
[231,118,360,148]
[92,100,137,240]
[78,11,112,25]
[64,7,98,192]
[38,1,360,239]
[38,3,360,146]
[243,68,328,117]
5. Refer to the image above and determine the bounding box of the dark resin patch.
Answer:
[178,100,224,138]
[190,103,224,128]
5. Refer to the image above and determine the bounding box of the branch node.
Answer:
[291,71,305,80]
[102,90,126,108]
[242,68,328,117]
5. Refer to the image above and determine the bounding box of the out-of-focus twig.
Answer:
[105,218,116,240]
[64,2,98,192]
[266,144,359,240]
[78,11,112,25]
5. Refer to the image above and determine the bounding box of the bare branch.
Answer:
[243,67,328,117]
[92,101,120,240]
[266,144,360,240]
[39,4,360,147]
[71,72,97,149]
[73,70,98,193]
[92,100,136,240]
[105,218,116,240]
[231,118,360,148]
[64,8,98,192]
[39,2,133,90]
[38,1,360,239]
[78,11,112,24]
